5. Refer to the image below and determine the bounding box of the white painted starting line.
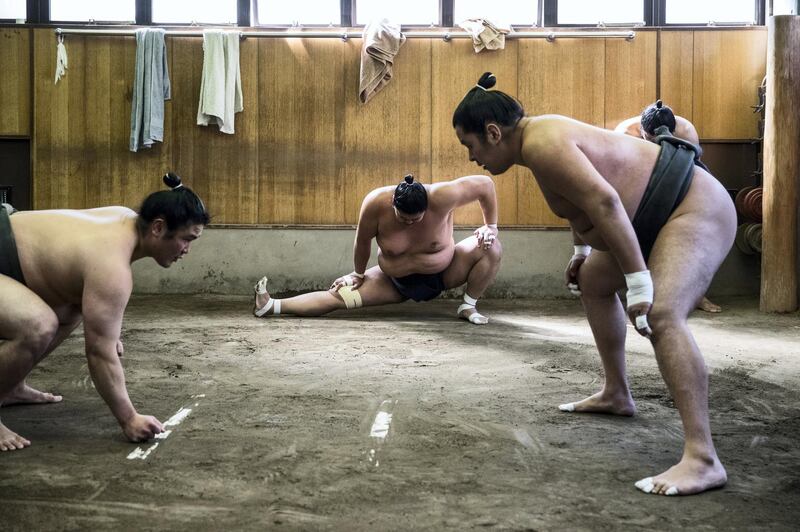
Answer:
[126,394,204,460]
[367,399,396,468]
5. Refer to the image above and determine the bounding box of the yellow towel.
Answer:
[359,18,406,104]
[458,18,512,53]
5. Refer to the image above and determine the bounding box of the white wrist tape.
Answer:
[352,272,365,279]
[573,245,592,257]
[487,223,498,228]
[624,270,653,307]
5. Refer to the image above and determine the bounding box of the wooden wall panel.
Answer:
[0,28,31,136]
[659,30,694,121]
[33,29,170,210]
[693,29,767,139]
[432,39,522,226]
[342,38,432,223]
[257,38,348,224]
[24,28,768,226]
[517,38,603,227]
[172,36,259,224]
[604,31,657,129]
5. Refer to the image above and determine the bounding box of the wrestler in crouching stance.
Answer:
[253,174,502,324]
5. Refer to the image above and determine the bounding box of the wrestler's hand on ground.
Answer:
[122,413,164,442]
[330,272,365,292]
[564,253,588,296]
[474,224,498,249]
[627,302,653,338]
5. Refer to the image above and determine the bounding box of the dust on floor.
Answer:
[1,296,799,531]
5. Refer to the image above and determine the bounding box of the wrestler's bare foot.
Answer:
[696,296,722,313]
[558,389,636,416]
[0,422,31,451]
[2,382,62,406]
[635,455,727,496]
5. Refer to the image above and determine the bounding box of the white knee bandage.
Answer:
[338,285,363,309]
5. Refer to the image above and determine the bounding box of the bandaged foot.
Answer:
[0,422,30,451]
[558,390,636,416]
[253,276,281,317]
[634,456,727,496]
[1,382,62,406]
[458,294,488,325]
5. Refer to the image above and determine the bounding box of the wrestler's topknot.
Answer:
[452,72,525,136]
[393,174,427,214]
[137,172,210,233]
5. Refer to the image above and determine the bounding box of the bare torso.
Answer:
[372,188,456,278]
[10,207,138,314]
[522,115,714,250]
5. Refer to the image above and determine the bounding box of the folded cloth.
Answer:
[54,41,68,84]
[458,18,512,53]
[197,30,243,134]
[359,18,406,104]
[129,28,171,152]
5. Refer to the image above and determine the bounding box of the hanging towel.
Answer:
[359,18,405,104]
[458,18,512,53]
[197,30,243,134]
[129,28,171,152]
[54,41,68,84]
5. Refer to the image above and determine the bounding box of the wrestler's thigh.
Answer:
[648,171,736,317]
[0,274,58,342]
[442,235,494,289]
[338,265,406,306]
[648,213,735,318]
[576,250,626,297]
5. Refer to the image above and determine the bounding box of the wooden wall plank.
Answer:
[0,28,31,136]
[517,38,604,227]
[257,38,348,224]
[693,29,767,139]
[431,39,521,226]
[172,36,259,224]
[341,38,432,223]
[659,30,694,122]
[604,31,658,129]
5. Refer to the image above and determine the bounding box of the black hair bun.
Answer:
[403,174,414,184]
[655,100,663,109]
[477,72,497,90]
[163,172,182,189]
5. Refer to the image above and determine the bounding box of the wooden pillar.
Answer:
[761,15,800,312]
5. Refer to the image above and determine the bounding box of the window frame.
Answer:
[10,0,767,28]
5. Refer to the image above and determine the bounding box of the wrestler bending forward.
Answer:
[254,174,502,324]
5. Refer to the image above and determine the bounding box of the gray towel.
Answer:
[359,19,405,104]
[130,28,171,152]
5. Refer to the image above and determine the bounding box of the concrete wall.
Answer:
[132,228,761,299]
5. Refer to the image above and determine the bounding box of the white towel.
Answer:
[197,30,243,135]
[129,29,171,152]
[359,18,406,104]
[458,18,512,53]
[54,41,68,84]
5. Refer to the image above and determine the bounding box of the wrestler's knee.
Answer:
[18,310,59,355]
[484,239,502,264]
[646,304,686,336]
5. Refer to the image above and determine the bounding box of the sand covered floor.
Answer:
[1,296,799,530]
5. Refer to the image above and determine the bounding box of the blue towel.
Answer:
[130,28,171,152]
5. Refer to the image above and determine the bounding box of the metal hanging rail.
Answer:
[55,27,635,41]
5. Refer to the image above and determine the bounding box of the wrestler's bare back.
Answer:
[9,207,138,309]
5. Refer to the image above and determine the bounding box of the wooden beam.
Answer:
[761,15,800,312]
